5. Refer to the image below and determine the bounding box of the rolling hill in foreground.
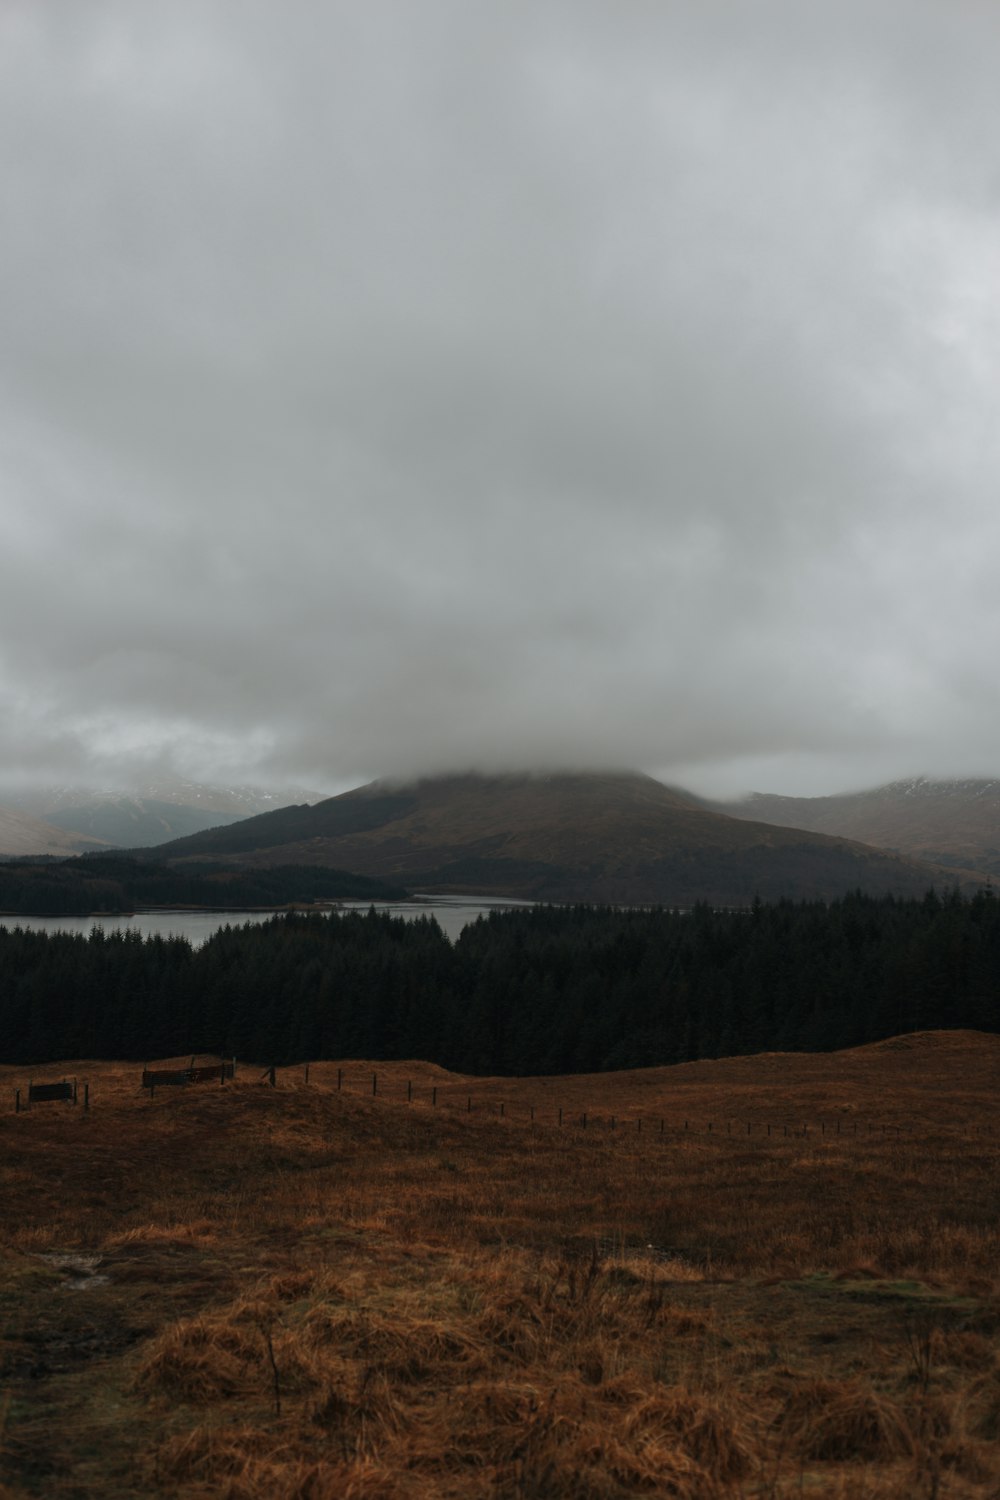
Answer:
[3,1031,999,1499]
[148,770,959,905]
[713,776,1000,878]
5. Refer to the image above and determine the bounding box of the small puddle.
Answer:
[36,1252,111,1290]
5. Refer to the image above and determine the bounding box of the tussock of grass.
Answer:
[135,1316,270,1403]
[777,1379,914,1462]
[622,1391,756,1482]
[435,1377,723,1498]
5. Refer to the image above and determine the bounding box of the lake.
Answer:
[0,894,534,947]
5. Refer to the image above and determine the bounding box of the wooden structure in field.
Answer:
[14,1078,83,1111]
[141,1059,235,1095]
[29,1080,76,1103]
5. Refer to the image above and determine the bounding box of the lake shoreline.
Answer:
[0,892,534,919]
[0,892,477,918]
[0,895,534,945]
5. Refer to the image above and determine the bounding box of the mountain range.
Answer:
[6,768,996,906]
[147,770,959,906]
[0,778,328,853]
[711,777,1000,878]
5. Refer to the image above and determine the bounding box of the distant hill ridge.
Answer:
[1,778,329,849]
[713,775,1000,877]
[148,769,956,906]
[0,806,107,859]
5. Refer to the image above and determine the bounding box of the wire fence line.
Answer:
[17,1059,995,1139]
[264,1064,913,1139]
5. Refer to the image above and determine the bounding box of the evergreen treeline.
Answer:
[0,856,407,915]
[1,891,998,1070]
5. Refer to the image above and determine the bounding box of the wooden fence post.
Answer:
[84,1083,90,1112]
[558,1107,563,1126]
[15,1088,20,1114]
[372,1072,377,1097]
[499,1102,504,1119]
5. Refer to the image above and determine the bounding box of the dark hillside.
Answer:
[149,770,959,906]
[0,856,406,916]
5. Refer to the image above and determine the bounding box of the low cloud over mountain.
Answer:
[3,4,1000,797]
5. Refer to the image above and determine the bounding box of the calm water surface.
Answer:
[1,894,533,947]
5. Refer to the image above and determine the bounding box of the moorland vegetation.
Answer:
[1,1035,999,1497]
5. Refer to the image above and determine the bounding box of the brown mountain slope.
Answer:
[0,805,107,858]
[713,776,1000,877]
[152,770,955,905]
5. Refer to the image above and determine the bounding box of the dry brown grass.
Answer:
[1,1031,999,1495]
[776,1380,914,1462]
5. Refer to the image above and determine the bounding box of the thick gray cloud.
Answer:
[2,1,1000,798]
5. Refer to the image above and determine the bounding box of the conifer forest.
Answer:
[2,890,998,1071]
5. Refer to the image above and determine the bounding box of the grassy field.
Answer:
[1,1031,999,1497]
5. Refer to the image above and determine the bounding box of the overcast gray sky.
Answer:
[2,1,999,800]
